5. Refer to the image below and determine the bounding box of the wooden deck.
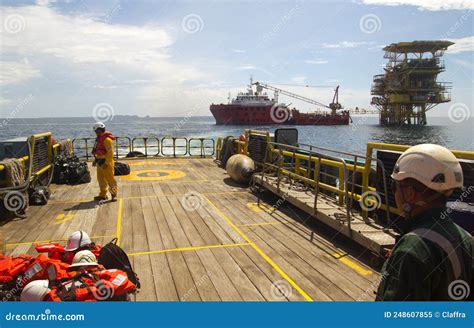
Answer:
[1,158,382,301]
[253,174,397,257]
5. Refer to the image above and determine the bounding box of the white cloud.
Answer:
[0,5,206,85]
[360,0,474,11]
[238,65,257,70]
[289,76,307,84]
[447,36,474,54]
[321,41,368,49]
[233,49,246,54]
[450,58,473,69]
[304,59,328,64]
[237,65,274,77]
[0,59,41,85]
[0,97,12,106]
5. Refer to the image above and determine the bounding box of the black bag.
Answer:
[68,162,91,184]
[98,238,140,289]
[114,162,130,176]
[29,185,50,205]
[53,155,91,185]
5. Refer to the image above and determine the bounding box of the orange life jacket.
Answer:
[47,268,136,302]
[0,254,34,283]
[20,254,73,288]
[0,253,73,297]
[35,243,102,264]
[92,132,115,156]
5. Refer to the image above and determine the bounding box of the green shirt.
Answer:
[376,207,473,301]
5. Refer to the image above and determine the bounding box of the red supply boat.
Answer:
[210,79,350,125]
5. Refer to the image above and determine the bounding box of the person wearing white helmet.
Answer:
[376,144,473,301]
[68,250,99,270]
[92,122,118,202]
[20,280,51,301]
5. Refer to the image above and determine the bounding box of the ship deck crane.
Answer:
[253,82,343,115]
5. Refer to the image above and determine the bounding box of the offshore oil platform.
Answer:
[371,40,453,126]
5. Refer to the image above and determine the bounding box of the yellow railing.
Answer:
[0,133,55,189]
[216,130,474,220]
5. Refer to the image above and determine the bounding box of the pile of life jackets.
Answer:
[0,253,73,301]
[46,268,136,302]
[35,242,102,264]
[0,240,137,302]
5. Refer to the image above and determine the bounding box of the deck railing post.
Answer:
[173,138,176,158]
[340,158,352,232]
[144,138,148,157]
[313,154,321,215]
[201,139,205,158]
[290,146,296,189]
[349,155,358,212]
[375,158,391,227]
[85,139,89,161]
[277,148,283,193]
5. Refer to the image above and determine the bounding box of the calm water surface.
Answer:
[0,116,472,154]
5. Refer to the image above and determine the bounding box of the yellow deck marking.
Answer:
[246,202,275,214]
[116,198,123,246]
[238,221,291,227]
[128,161,182,166]
[204,195,313,302]
[120,169,186,181]
[128,242,250,256]
[3,235,115,247]
[53,213,76,225]
[332,252,373,276]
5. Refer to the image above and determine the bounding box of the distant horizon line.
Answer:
[0,114,466,120]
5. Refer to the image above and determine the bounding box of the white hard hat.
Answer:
[65,231,92,251]
[68,250,98,269]
[392,144,463,194]
[20,280,51,302]
[93,122,106,131]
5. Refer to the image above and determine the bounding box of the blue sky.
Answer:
[0,0,472,118]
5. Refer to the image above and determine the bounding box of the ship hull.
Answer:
[210,104,350,125]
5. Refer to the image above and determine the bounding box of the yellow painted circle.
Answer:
[120,169,186,181]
